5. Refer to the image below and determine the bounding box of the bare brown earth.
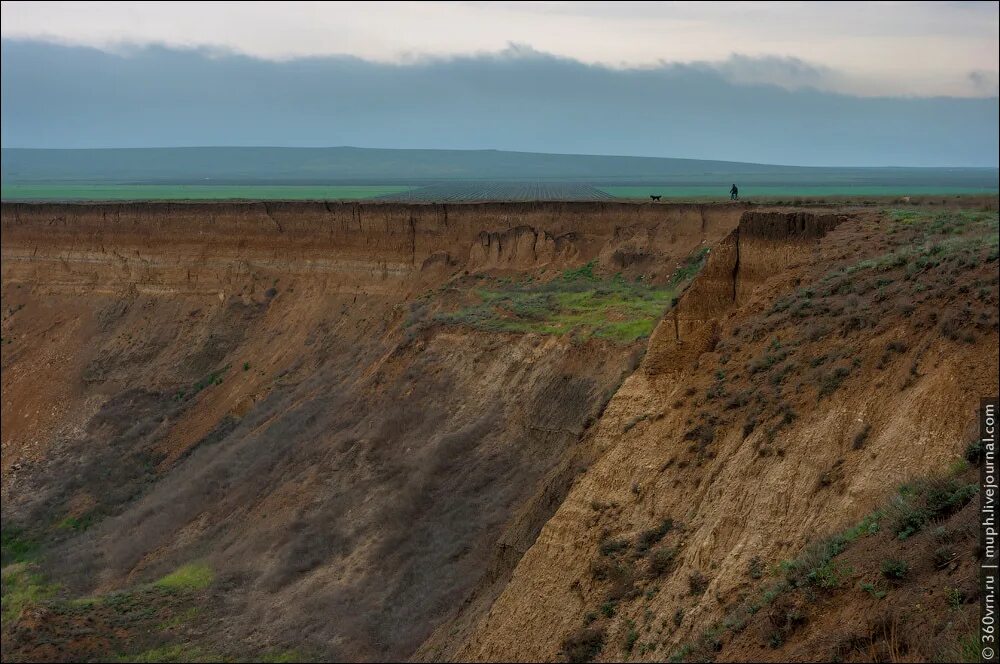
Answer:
[1,198,997,663]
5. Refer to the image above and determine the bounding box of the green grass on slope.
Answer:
[1,562,59,624]
[153,563,214,592]
[0,184,415,201]
[428,249,708,344]
[117,644,226,663]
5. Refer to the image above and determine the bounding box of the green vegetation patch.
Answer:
[117,644,225,663]
[154,563,214,592]
[0,184,415,201]
[1,562,59,623]
[57,512,98,533]
[852,209,1000,274]
[185,365,230,399]
[889,476,978,540]
[433,251,707,344]
[258,650,309,664]
[1,527,40,567]
[4,562,220,661]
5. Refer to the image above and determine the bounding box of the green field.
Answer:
[377,182,613,201]
[3,147,996,202]
[3,182,996,202]
[599,185,1000,200]
[0,184,415,201]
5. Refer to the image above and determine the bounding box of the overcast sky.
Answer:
[3,1,998,97]
[1,1,998,165]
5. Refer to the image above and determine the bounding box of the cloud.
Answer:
[1,39,997,167]
[692,54,835,92]
[1,1,997,98]
[969,70,1000,96]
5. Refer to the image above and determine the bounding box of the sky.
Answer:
[1,1,998,166]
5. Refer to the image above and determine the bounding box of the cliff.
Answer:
[2,200,996,663]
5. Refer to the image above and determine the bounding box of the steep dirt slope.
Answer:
[718,462,983,662]
[450,205,998,662]
[3,200,995,663]
[2,201,741,476]
[1,201,741,662]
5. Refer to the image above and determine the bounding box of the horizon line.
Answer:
[3,146,998,171]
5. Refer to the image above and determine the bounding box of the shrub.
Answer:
[890,496,929,540]
[590,559,614,581]
[782,535,849,589]
[636,519,674,555]
[885,476,976,541]
[624,624,639,653]
[818,366,851,398]
[778,404,798,426]
[941,315,963,341]
[805,324,831,342]
[683,423,715,449]
[191,366,229,395]
[748,351,787,374]
[852,424,872,450]
[809,560,845,589]
[881,558,909,580]
[599,538,629,556]
[923,479,978,518]
[561,627,605,663]
[966,439,985,466]
[649,547,678,577]
[605,563,638,602]
[705,382,728,400]
[725,390,752,410]
[688,571,709,596]
[885,340,908,354]
[859,582,886,599]
[933,546,957,569]
[562,261,597,282]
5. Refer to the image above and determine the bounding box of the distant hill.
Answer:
[2,147,997,187]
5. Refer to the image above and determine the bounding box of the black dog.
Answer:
[650,195,662,201]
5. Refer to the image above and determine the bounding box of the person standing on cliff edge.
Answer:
[730,183,739,200]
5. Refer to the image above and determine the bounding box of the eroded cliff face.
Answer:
[643,211,845,374]
[1,201,742,297]
[3,201,994,663]
[445,207,997,662]
[1,201,742,464]
[1,201,740,662]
